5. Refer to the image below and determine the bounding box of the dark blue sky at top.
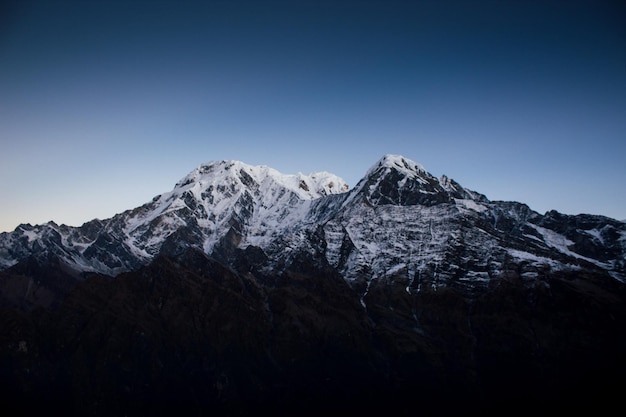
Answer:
[1,0,625,231]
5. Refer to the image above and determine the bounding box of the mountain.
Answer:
[2,155,623,288]
[0,160,348,275]
[1,154,625,416]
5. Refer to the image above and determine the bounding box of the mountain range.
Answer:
[1,154,625,416]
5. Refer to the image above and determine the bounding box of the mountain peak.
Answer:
[369,154,427,177]
[174,160,349,200]
[347,154,486,207]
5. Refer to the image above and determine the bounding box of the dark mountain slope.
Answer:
[2,248,625,416]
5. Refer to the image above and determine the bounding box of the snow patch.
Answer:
[22,230,40,242]
[455,199,487,213]
[507,249,560,266]
[582,228,605,245]
[528,224,611,268]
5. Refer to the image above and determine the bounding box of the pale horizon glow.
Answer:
[1,0,625,232]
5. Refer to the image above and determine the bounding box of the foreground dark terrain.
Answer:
[2,249,625,416]
[1,156,625,416]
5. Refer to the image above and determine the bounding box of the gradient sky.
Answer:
[1,0,625,232]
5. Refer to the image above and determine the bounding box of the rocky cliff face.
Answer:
[1,155,625,416]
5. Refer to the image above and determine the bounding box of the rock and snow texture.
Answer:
[0,160,348,276]
[1,154,624,287]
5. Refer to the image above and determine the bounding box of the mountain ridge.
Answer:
[1,154,626,416]
[1,154,624,285]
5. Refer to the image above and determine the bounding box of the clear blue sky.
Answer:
[1,0,625,232]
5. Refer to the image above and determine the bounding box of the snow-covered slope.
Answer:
[273,155,626,293]
[1,155,624,289]
[314,155,626,292]
[0,160,348,275]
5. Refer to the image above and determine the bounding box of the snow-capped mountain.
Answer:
[2,154,626,416]
[0,160,348,276]
[307,155,626,295]
[1,154,624,289]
